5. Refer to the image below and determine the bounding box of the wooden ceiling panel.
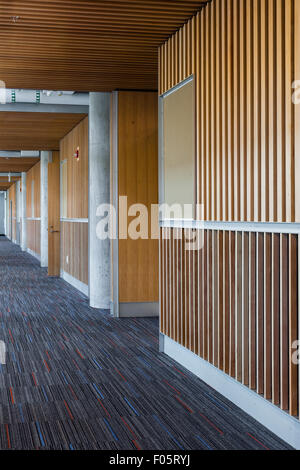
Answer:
[0,112,87,150]
[0,0,207,91]
[0,177,20,190]
[0,157,39,172]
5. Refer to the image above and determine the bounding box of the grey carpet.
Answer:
[0,236,292,450]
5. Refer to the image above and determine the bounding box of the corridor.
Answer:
[0,237,291,450]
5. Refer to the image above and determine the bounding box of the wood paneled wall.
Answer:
[159,0,299,223]
[27,220,41,255]
[59,117,88,285]
[60,117,88,219]
[8,183,17,240]
[26,161,41,255]
[8,184,16,218]
[160,226,299,418]
[61,221,88,285]
[295,0,300,222]
[26,161,40,219]
[115,91,159,303]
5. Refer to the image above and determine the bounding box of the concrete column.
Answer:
[0,192,5,235]
[89,92,111,309]
[21,172,27,251]
[40,151,50,267]
[5,191,9,237]
[16,180,21,245]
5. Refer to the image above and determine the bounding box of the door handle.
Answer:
[50,230,60,233]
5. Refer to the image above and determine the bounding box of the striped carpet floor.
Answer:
[0,236,292,450]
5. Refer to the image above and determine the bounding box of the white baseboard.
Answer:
[163,335,300,450]
[60,269,88,296]
[26,248,41,262]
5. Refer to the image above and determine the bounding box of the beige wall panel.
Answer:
[163,79,195,213]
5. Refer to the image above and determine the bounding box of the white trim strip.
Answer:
[163,335,300,449]
[160,219,300,234]
[26,217,41,221]
[60,269,88,296]
[160,75,194,98]
[60,218,88,223]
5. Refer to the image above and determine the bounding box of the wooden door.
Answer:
[48,151,60,276]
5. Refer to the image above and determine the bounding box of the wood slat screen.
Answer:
[159,0,300,222]
[160,227,300,418]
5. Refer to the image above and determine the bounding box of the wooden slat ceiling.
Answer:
[0,0,207,91]
[0,177,20,190]
[0,112,87,150]
[0,157,39,172]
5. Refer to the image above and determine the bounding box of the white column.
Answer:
[21,172,27,251]
[89,92,111,309]
[40,151,50,267]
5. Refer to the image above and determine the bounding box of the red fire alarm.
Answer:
[74,146,80,161]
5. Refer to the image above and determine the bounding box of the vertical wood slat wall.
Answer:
[160,227,299,418]
[159,0,300,420]
[159,0,299,223]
